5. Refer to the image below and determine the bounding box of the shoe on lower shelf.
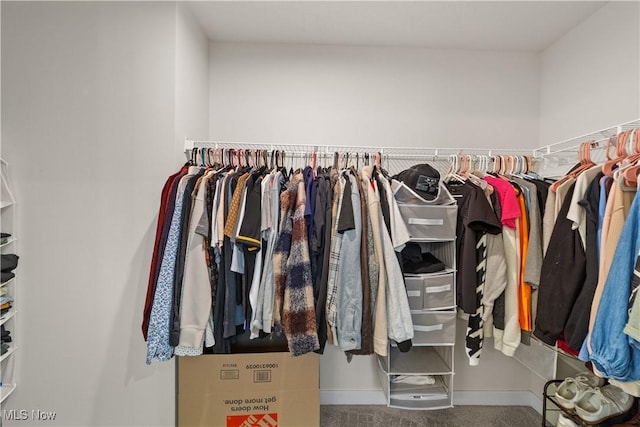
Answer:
[575,384,634,425]
[555,371,606,410]
[557,412,578,427]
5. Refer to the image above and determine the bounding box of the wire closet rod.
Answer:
[534,118,640,158]
[184,138,534,159]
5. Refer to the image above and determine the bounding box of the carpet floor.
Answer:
[320,405,541,427]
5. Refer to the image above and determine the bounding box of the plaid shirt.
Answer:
[325,174,345,340]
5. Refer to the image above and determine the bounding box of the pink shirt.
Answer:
[483,175,521,230]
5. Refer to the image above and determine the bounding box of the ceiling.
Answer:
[187,1,607,52]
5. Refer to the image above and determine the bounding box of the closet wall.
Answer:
[1,2,208,426]
[539,1,640,146]
[209,42,540,149]
[208,41,541,399]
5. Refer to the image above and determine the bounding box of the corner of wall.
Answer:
[175,2,210,162]
[538,1,640,146]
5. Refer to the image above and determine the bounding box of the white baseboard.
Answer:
[453,390,543,414]
[320,390,388,405]
[320,390,543,414]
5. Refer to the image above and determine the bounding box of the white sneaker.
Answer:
[556,412,578,427]
[574,384,634,424]
[555,371,606,410]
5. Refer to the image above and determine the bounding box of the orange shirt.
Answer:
[516,190,532,332]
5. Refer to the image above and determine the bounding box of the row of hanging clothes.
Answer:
[534,128,640,396]
[142,145,429,363]
[141,142,551,365]
[437,152,557,366]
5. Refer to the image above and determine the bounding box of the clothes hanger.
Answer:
[496,155,506,176]
[550,142,593,191]
[602,130,631,177]
[205,148,212,167]
[227,148,233,168]
[189,147,197,165]
[443,154,465,183]
[621,129,640,186]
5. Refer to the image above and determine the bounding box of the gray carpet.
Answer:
[320,405,541,427]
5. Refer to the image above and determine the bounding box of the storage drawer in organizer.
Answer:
[411,311,456,345]
[404,273,455,311]
[397,204,456,241]
[389,375,452,410]
[386,346,453,374]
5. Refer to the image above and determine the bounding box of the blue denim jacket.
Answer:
[589,190,640,381]
[336,172,363,351]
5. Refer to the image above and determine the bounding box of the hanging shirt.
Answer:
[377,176,414,349]
[563,172,603,351]
[534,183,584,346]
[360,166,389,356]
[273,174,319,356]
[146,174,193,364]
[566,165,603,249]
[482,188,508,327]
[515,187,532,333]
[588,177,637,355]
[325,175,345,345]
[511,177,543,288]
[445,180,502,314]
[175,172,214,356]
[483,175,520,229]
[169,169,206,347]
[252,171,284,338]
[624,253,640,346]
[237,172,264,249]
[142,165,188,340]
[554,178,576,219]
[335,172,363,352]
[590,189,640,381]
[314,172,335,353]
[348,170,374,356]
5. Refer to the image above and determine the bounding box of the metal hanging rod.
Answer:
[184,138,534,159]
[186,118,640,162]
[533,118,640,158]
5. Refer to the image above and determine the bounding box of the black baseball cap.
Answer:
[394,164,440,201]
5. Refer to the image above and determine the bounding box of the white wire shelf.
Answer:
[534,119,640,159]
[0,237,16,249]
[0,383,17,403]
[0,345,17,363]
[0,308,16,326]
[0,278,15,289]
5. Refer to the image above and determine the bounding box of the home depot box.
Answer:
[178,352,319,427]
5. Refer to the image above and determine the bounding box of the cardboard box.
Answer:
[178,352,320,427]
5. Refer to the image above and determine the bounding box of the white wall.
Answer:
[175,3,210,155]
[209,42,540,150]
[1,2,208,425]
[209,41,541,395]
[539,1,640,146]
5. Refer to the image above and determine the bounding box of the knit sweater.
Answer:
[273,174,320,356]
